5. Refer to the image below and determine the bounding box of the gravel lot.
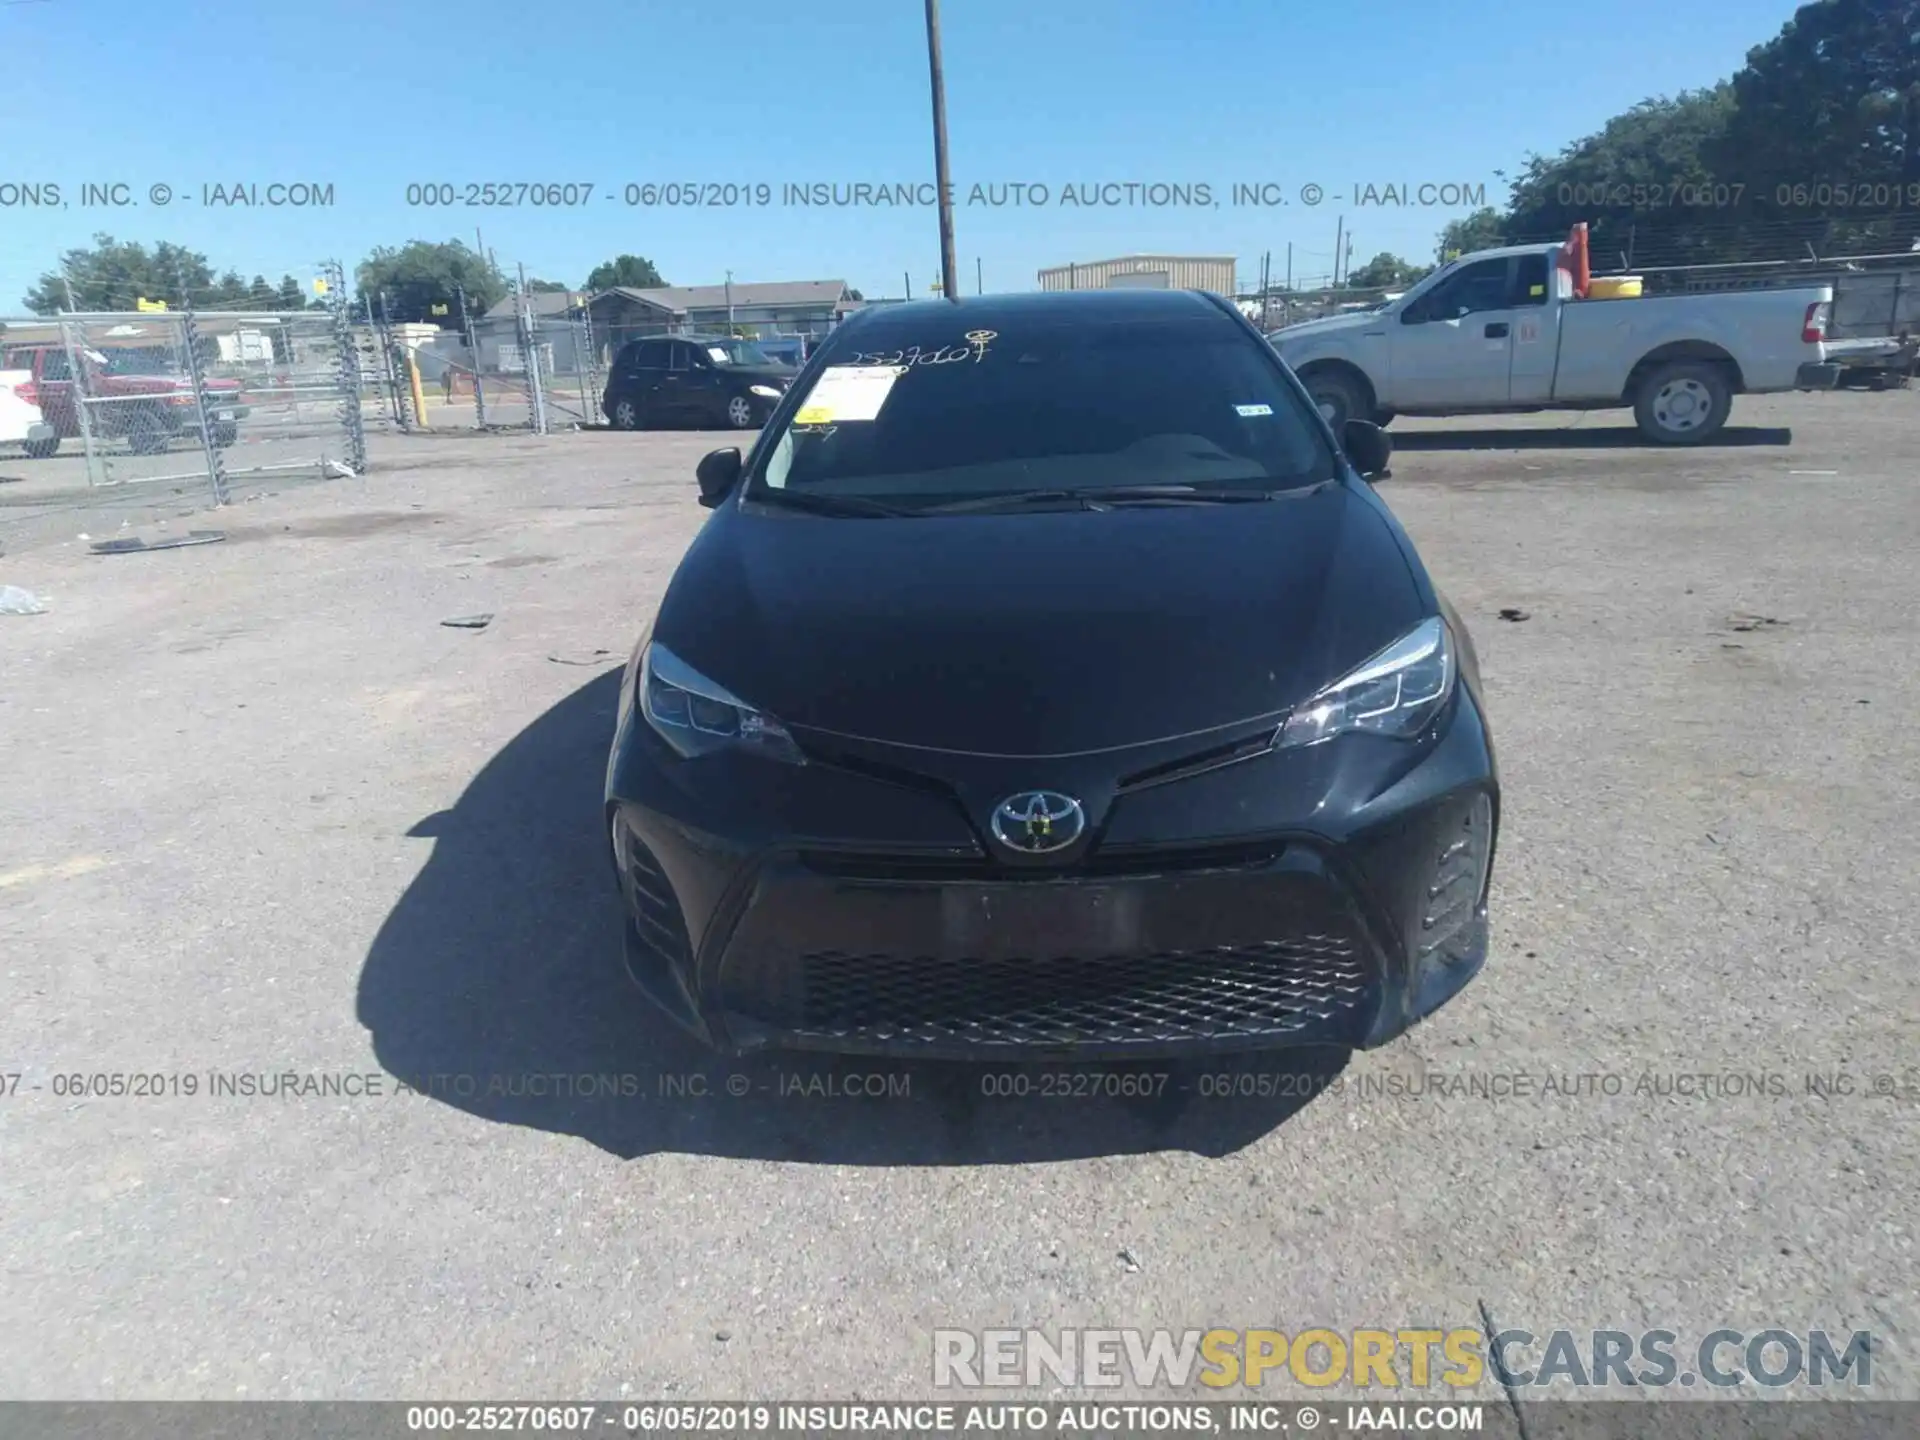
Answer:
[1,393,1915,1403]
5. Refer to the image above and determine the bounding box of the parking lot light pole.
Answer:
[924,0,959,304]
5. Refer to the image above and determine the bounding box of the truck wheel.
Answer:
[1304,371,1367,432]
[23,437,60,460]
[126,407,171,455]
[1633,361,1731,445]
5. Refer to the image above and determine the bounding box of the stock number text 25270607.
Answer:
[404,183,598,207]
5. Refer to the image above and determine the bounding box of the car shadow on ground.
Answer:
[356,671,1346,1163]
[1389,425,1793,450]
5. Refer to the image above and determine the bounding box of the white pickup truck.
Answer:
[1270,241,1843,444]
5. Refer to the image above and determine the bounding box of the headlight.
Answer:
[1276,617,1454,749]
[748,384,782,398]
[639,642,805,763]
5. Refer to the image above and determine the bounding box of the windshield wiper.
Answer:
[918,484,1282,515]
[917,489,1107,514]
[747,488,920,518]
[1084,484,1278,504]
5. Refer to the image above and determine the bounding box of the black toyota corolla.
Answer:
[605,288,1499,1060]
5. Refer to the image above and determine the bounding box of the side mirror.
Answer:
[1342,419,1392,481]
[695,447,742,508]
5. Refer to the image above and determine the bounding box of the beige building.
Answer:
[1037,255,1237,294]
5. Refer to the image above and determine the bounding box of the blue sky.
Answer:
[1,0,1797,310]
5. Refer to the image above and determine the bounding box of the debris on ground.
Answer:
[1728,613,1786,632]
[548,649,614,665]
[0,584,48,615]
[1118,1247,1141,1273]
[90,531,227,556]
[441,614,494,629]
[1498,607,1530,622]
[321,459,358,479]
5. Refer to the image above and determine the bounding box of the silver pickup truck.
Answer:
[1269,242,1842,444]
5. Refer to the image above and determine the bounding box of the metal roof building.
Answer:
[1037,255,1236,294]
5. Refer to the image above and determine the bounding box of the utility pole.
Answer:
[725,270,734,331]
[904,271,913,301]
[976,256,983,295]
[923,0,959,304]
[1332,216,1344,288]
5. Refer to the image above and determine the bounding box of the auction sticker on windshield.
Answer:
[794,364,907,425]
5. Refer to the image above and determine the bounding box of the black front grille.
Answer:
[745,935,1373,1050]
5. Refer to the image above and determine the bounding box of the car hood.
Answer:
[1269,312,1382,348]
[720,365,796,385]
[656,483,1427,756]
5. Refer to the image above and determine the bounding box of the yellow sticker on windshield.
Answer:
[792,364,906,425]
[1529,284,1545,296]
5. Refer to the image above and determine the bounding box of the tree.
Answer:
[357,239,507,323]
[1344,252,1429,289]
[584,254,666,292]
[1504,86,1738,267]
[277,275,308,311]
[1435,207,1509,262]
[846,287,865,302]
[1710,0,1920,252]
[525,278,570,294]
[21,234,221,314]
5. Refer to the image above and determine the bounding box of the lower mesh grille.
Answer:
[734,936,1374,1049]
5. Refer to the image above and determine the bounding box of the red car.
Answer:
[0,344,249,456]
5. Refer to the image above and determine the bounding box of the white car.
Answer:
[0,369,59,459]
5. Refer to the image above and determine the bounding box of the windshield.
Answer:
[748,314,1338,507]
[97,348,179,376]
[704,340,775,367]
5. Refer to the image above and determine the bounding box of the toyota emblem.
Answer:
[990,791,1086,855]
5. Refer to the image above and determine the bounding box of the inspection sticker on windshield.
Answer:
[794,364,906,425]
[1234,403,1273,417]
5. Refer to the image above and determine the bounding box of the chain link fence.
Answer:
[2,307,364,488]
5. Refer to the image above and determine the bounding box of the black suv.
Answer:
[602,336,798,431]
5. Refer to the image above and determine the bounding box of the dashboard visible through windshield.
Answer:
[750,315,1336,508]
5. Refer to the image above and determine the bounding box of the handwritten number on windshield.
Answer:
[847,330,997,368]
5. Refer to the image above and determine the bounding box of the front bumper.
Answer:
[1795,362,1843,390]
[608,693,1498,1061]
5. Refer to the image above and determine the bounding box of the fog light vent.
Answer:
[1417,791,1493,961]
